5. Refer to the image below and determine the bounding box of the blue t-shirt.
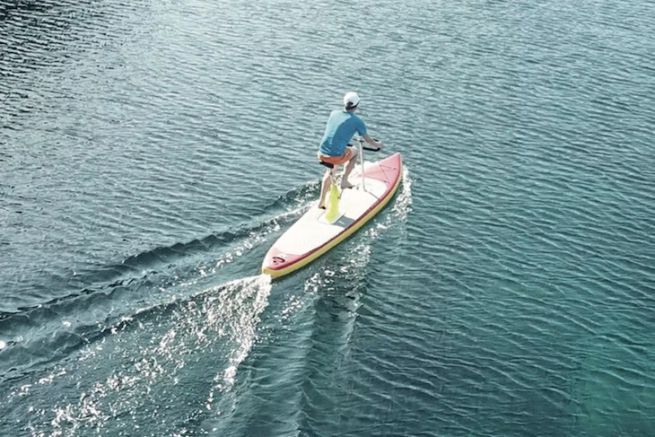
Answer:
[319,110,367,156]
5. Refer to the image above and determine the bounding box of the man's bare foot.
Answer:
[340,181,355,189]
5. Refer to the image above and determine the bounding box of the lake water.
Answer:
[1,0,654,435]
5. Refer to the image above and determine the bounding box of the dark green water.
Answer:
[1,0,654,435]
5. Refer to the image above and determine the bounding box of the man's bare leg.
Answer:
[340,149,359,189]
[318,169,332,209]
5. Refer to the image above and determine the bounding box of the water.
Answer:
[1,0,654,435]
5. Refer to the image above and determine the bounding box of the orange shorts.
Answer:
[318,147,356,166]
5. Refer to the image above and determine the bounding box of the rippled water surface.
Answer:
[2,0,654,435]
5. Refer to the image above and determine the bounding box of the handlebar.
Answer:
[353,137,382,152]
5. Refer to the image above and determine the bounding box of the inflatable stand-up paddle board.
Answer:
[262,146,402,279]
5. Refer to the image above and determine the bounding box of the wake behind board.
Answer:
[262,152,403,279]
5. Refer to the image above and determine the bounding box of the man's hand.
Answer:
[363,134,383,151]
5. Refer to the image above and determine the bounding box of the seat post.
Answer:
[319,160,342,223]
[328,166,338,186]
[320,160,337,185]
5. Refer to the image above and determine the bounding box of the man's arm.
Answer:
[363,134,383,150]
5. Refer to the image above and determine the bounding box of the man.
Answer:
[317,91,384,209]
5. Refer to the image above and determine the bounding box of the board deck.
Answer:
[262,152,402,279]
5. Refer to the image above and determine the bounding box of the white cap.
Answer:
[343,91,360,110]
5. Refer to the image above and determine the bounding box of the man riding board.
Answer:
[317,92,384,209]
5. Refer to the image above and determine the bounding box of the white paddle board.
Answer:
[262,152,403,279]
